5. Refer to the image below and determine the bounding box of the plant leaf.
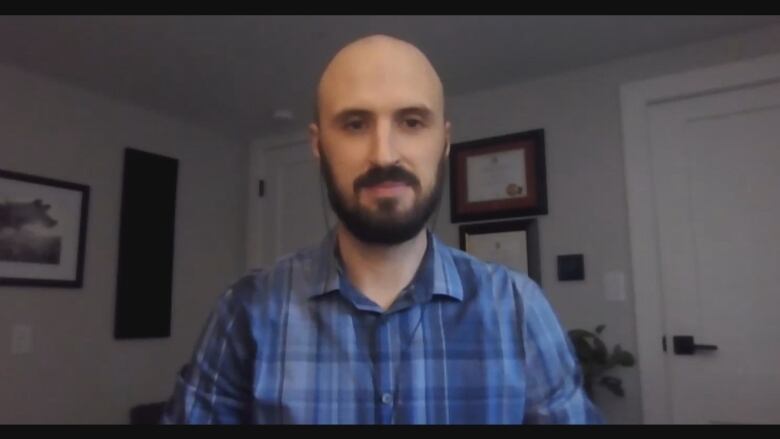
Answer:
[592,334,608,365]
[571,337,594,363]
[568,329,596,340]
[599,376,625,397]
[617,350,636,367]
[568,329,597,361]
[604,345,620,369]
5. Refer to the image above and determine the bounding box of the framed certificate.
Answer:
[449,129,547,223]
[459,219,541,285]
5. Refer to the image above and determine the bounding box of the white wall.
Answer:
[0,63,247,423]
[248,23,780,424]
[430,24,780,423]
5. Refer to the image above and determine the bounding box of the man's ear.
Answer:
[309,122,321,160]
[444,120,452,157]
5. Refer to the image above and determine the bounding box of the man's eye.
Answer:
[344,120,365,131]
[403,118,424,129]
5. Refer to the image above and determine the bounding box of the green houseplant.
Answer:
[567,325,635,399]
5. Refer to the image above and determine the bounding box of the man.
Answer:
[162,34,601,424]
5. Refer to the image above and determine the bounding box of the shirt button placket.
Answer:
[375,315,394,424]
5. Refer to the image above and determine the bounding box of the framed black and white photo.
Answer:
[450,129,548,223]
[0,169,90,287]
[459,219,541,285]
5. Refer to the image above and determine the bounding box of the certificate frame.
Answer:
[459,219,541,285]
[449,129,547,223]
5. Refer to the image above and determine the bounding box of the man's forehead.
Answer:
[317,35,444,118]
[324,90,440,118]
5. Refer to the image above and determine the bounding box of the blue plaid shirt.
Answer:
[162,229,601,424]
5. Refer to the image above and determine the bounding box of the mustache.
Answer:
[353,165,421,193]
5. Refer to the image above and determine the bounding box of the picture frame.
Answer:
[449,129,547,223]
[459,219,541,285]
[0,168,90,287]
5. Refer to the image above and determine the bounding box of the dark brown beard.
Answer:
[319,143,446,245]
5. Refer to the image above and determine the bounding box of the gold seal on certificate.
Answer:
[506,183,523,197]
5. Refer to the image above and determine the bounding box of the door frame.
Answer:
[246,132,309,270]
[620,52,780,424]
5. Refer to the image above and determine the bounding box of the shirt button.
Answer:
[381,393,393,405]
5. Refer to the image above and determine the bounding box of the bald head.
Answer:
[309,35,451,246]
[314,35,445,124]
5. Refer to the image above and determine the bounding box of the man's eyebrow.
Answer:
[332,108,372,122]
[397,106,434,118]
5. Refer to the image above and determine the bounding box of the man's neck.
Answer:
[336,225,428,311]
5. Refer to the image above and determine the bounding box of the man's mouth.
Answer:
[362,181,410,197]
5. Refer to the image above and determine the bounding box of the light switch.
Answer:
[557,254,585,281]
[11,325,32,355]
[604,271,627,302]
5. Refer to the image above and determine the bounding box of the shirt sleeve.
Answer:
[514,275,604,424]
[161,286,256,424]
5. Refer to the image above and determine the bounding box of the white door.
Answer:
[246,140,335,269]
[649,82,780,424]
[623,55,780,424]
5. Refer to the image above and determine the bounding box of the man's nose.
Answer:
[368,119,400,167]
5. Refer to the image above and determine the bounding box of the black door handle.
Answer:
[673,335,718,355]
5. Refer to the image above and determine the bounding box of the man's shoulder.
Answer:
[434,237,559,331]
[225,242,324,302]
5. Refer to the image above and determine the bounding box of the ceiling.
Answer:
[0,15,778,143]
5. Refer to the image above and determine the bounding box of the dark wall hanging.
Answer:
[114,148,179,339]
